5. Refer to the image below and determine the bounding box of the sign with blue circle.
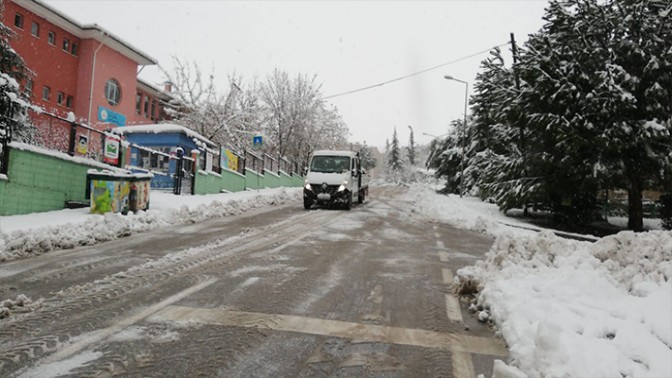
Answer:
[98,106,126,126]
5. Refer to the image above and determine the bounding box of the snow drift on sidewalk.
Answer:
[458,230,672,378]
[0,188,299,262]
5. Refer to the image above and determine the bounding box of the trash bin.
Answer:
[88,169,131,215]
[128,174,152,212]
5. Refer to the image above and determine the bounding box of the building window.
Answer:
[31,22,39,37]
[143,96,149,117]
[14,13,24,29]
[24,79,33,97]
[66,95,73,109]
[62,38,70,52]
[42,86,51,101]
[48,31,55,45]
[57,92,64,105]
[136,93,142,115]
[104,79,121,106]
[71,43,78,56]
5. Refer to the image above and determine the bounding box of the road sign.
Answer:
[253,135,263,149]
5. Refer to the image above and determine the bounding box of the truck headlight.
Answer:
[304,182,312,191]
[337,181,348,192]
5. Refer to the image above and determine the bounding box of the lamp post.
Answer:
[444,75,468,198]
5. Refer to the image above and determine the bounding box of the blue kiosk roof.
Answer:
[113,124,217,151]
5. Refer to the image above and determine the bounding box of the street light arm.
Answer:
[444,75,468,85]
[422,132,449,138]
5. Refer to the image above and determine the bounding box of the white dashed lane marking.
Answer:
[445,294,464,322]
[442,268,454,285]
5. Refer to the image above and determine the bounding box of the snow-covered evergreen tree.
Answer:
[1,18,33,145]
[465,0,671,229]
[388,127,402,171]
[468,47,533,210]
[426,119,470,194]
[384,128,405,182]
[601,0,672,230]
[407,125,416,166]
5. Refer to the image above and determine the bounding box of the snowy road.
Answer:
[0,185,506,377]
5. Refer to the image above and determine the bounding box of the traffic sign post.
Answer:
[253,135,262,192]
[253,135,263,149]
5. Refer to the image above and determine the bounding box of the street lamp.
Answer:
[444,75,469,198]
[422,132,449,139]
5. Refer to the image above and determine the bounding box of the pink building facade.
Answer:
[2,0,172,130]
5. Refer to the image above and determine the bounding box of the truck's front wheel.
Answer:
[358,189,365,204]
[304,199,313,210]
[344,192,352,210]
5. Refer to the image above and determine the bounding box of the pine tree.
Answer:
[511,0,608,224]
[388,128,401,171]
[407,125,416,165]
[513,0,672,229]
[602,0,672,230]
[386,127,403,182]
[469,47,533,210]
[1,17,33,144]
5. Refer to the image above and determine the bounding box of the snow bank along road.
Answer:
[0,185,505,377]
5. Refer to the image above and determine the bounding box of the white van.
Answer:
[303,150,368,210]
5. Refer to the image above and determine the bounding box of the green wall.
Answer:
[291,174,304,187]
[280,171,293,187]
[0,145,304,216]
[0,146,93,216]
[262,170,281,189]
[245,169,263,190]
[194,169,246,195]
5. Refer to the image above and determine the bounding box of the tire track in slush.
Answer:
[0,209,344,376]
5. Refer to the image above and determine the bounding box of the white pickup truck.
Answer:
[303,150,369,210]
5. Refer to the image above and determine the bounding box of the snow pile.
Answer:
[405,183,534,237]
[0,188,299,262]
[457,230,672,378]
[0,294,42,319]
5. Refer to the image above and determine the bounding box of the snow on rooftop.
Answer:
[113,124,216,148]
[311,150,357,157]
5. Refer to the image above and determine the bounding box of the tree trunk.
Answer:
[627,176,644,232]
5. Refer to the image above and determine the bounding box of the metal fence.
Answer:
[264,154,277,174]
[29,111,116,164]
[1,99,303,190]
[279,156,292,175]
[283,157,301,175]
[245,150,264,173]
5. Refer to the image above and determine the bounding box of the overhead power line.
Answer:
[323,42,509,100]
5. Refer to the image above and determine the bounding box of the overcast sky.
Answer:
[44,0,549,149]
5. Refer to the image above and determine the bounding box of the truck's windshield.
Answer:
[310,156,351,174]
